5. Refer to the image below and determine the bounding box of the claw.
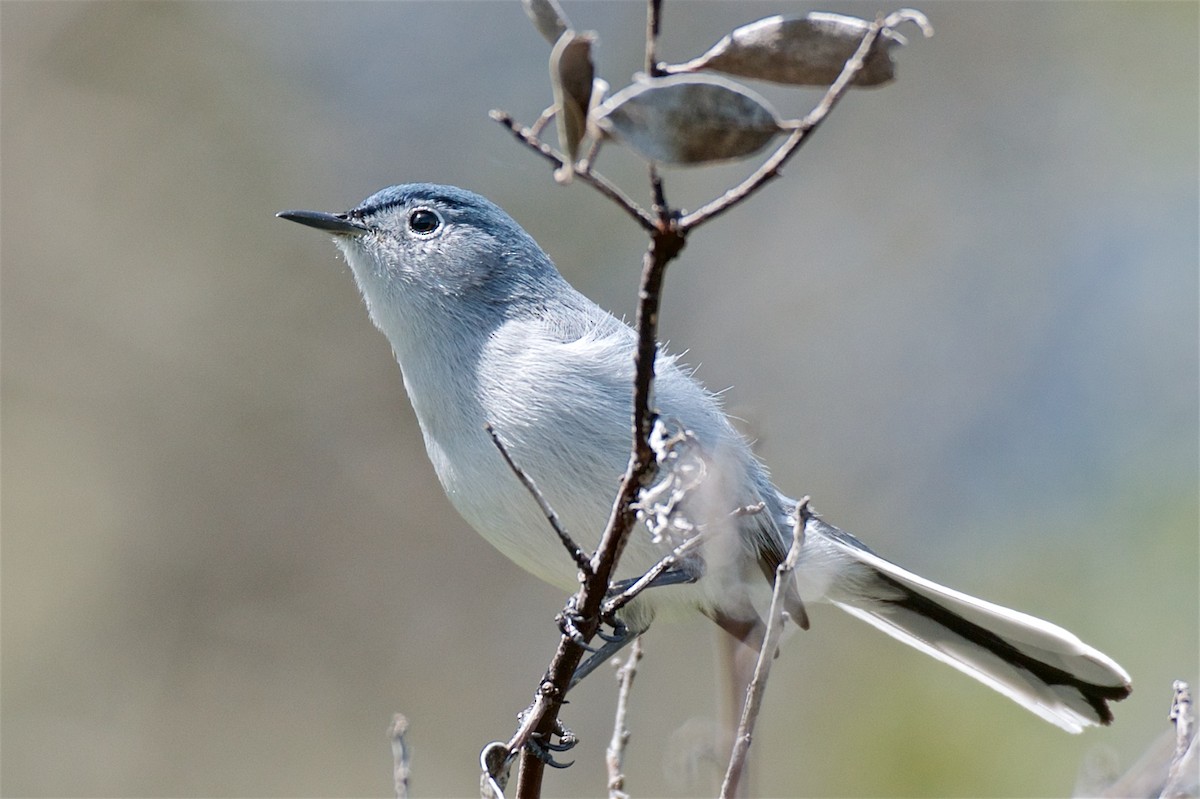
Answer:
[525,737,574,769]
[595,615,628,644]
[556,606,598,651]
[525,722,578,769]
[536,736,576,753]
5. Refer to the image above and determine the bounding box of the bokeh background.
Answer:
[3,2,1196,796]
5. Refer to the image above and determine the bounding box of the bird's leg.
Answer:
[569,559,706,686]
[606,561,701,597]
[559,559,699,652]
[601,555,705,619]
[569,628,639,688]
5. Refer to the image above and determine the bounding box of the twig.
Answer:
[730,502,766,518]
[718,498,813,799]
[649,164,667,218]
[490,6,907,797]
[644,0,664,77]
[606,638,644,799]
[389,714,411,799]
[1094,680,1199,798]
[528,105,556,140]
[1164,680,1198,798]
[603,532,703,617]
[486,422,592,575]
[680,15,889,232]
[1171,681,1195,760]
[511,216,686,799]
[586,214,686,582]
[489,109,656,232]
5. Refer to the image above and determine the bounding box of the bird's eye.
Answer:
[408,208,442,236]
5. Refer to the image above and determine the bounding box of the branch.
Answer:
[486,422,592,576]
[718,498,813,799]
[586,212,686,580]
[389,714,411,799]
[1086,680,1198,798]
[1164,680,1198,798]
[489,109,656,232]
[680,13,893,232]
[606,638,644,799]
[604,496,764,616]
[644,0,664,77]
[488,7,922,797]
[511,214,686,799]
[603,532,703,617]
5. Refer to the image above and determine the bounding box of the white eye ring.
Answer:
[407,207,443,236]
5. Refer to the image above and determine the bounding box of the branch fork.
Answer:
[480,4,919,796]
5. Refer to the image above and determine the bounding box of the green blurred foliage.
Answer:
[2,2,1196,797]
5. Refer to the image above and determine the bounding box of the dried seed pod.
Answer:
[665,12,903,87]
[522,0,570,45]
[591,74,785,165]
[550,30,597,166]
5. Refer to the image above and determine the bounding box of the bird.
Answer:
[279,183,1131,733]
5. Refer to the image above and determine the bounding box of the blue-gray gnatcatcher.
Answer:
[279,183,1130,732]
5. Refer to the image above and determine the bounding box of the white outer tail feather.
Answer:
[811,520,1132,733]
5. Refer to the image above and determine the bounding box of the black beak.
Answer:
[276,210,368,234]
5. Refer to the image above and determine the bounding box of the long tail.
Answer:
[802,517,1132,733]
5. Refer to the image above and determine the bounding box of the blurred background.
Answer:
[2,2,1196,796]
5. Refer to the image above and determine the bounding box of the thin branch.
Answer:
[1095,680,1198,798]
[730,501,766,518]
[1171,681,1195,760]
[487,423,592,576]
[511,220,686,799]
[490,109,656,232]
[528,104,556,140]
[1164,680,1197,797]
[389,714,411,799]
[718,498,813,799]
[490,8,914,798]
[680,16,888,232]
[577,135,604,174]
[644,0,664,77]
[589,217,686,581]
[606,638,644,799]
[649,163,667,217]
[603,532,703,617]
[605,496,765,616]
[508,659,579,798]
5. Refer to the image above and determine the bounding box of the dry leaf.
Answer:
[665,12,903,87]
[550,30,597,167]
[592,74,784,165]
[522,0,570,45]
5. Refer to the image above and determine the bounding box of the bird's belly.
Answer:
[428,426,717,612]
[426,428,612,591]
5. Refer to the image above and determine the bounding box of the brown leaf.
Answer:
[522,0,570,45]
[665,12,903,87]
[550,30,597,165]
[591,74,784,165]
